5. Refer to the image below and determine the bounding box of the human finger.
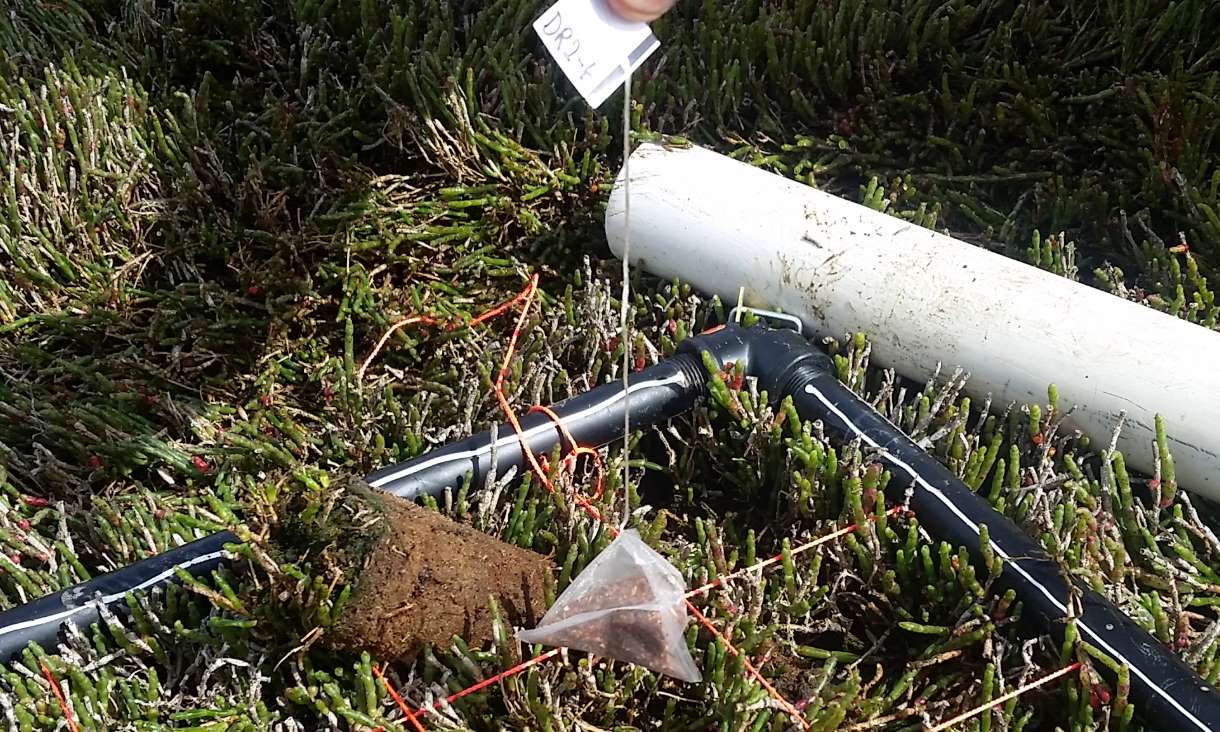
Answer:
[605,0,677,22]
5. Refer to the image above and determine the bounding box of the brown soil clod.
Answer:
[310,479,554,662]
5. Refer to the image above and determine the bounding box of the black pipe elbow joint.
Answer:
[678,323,834,405]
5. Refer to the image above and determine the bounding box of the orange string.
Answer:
[490,275,607,524]
[419,648,563,714]
[924,662,1082,732]
[373,664,426,732]
[369,274,1055,732]
[357,279,539,382]
[482,278,809,726]
[39,663,79,732]
[357,316,437,381]
[465,286,535,327]
[685,506,903,598]
[492,274,539,388]
[363,271,804,729]
[528,404,606,500]
[378,520,1072,732]
[685,600,810,729]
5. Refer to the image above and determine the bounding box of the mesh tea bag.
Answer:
[517,529,702,682]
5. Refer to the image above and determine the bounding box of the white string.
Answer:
[619,62,632,530]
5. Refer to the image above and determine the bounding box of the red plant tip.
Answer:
[1147,478,1160,490]
[88,454,102,470]
[8,554,19,565]
[634,353,646,372]
[666,319,677,335]
[247,285,261,296]
[22,495,49,508]
[154,508,167,520]
[259,394,272,407]
[16,520,30,532]
[191,455,210,472]
[1031,432,1044,445]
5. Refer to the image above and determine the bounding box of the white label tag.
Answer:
[533,0,661,108]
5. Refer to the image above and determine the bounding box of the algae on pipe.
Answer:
[605,142,1220,500]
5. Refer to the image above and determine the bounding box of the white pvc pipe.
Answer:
[606,142,1220,500]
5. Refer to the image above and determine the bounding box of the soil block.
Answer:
[317,480,554,661]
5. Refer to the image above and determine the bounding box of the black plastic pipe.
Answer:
[366,353,707,498]
[0,531,234,661]
[0,356,708,660]
[0,324,1214,731]
[680,325,1220,732]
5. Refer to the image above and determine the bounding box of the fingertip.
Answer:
[605,0,672,22]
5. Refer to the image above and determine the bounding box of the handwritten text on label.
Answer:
[538,10,598,81]
[532,0,660,108]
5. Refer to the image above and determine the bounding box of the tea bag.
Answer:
[517,529,702,682]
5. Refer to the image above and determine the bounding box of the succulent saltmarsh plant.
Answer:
[1,0,1219,728]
